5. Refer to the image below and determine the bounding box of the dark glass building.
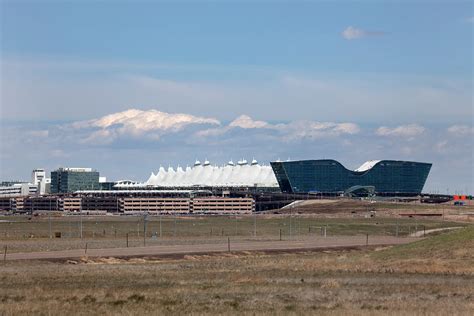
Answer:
[270,160,432,195]
[51,168,100,194]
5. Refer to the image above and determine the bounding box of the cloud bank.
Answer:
[0,108,472,194]
[447,124,474,135]
[196,114,360,141]
[376,124,425,138]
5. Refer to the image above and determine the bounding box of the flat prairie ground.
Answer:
[1,226,473,315]
[0,215,467,253]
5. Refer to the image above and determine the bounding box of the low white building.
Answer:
[0,168,51,197]
[0,183,37,197]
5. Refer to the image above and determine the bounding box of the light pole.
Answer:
[80,200,83,240]
[159,214,162,238]
[48,212,52,239]
[289,205,293,240]
[174,216,177,237]
[235,214,238,236]
[143,213,148,246]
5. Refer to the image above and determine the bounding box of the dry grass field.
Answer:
[1,226,473,315]
[0,215,467,253]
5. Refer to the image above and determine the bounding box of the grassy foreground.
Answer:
[0,227,473,315]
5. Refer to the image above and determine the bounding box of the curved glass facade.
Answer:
[270,160,432,194]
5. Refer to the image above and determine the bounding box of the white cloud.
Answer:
[376,124,425,137]
[78,108,219,131]
[229,115,270,129]
[447,124,474,135]
[197,114,360,140]
[342,26,366,40]
[341,26,384,40]
[332,123,361,135]
[196,115,273,137]
[283,121,360,140]
[72,109,220,143]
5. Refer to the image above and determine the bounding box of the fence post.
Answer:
[126,233,129,248]
[253,213,257,237]
[228,237,230,252]
[366,234,369,247]
[324,226,327,238]
[159,215,162,238]
[3,245,7,262]
[85,243,88,254]
[423,225,426,237]
[279,229,282,241]
[173,217,177,237]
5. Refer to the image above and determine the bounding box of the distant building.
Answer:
[0,183,37,197]
[271,159,432,195]
[0,167,51,197]
[31,168,51,195]
[0,197,25,212]
[50,167,100,194]
[31,169,46,185]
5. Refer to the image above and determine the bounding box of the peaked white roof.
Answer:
[144,160,278,188]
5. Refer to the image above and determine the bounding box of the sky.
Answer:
[0,0,473,194]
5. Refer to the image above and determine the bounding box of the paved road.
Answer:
[4,236,418,261]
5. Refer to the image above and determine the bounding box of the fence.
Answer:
[0,215,440,241]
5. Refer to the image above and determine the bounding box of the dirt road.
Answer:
[409,226,464,237]
[4,236,418,261]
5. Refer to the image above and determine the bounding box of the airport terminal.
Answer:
[0,159,470,215]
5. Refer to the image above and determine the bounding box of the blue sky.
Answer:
[3,1,472,75]
[1,1,473,193]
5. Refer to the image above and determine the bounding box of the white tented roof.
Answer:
[143,160,278,188]
[354,160,381,172]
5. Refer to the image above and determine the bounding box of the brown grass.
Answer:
[1,226,473,315]
[0,253,473,314]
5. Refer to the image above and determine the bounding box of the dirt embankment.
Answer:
[273,199,474,222]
